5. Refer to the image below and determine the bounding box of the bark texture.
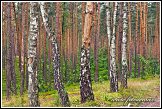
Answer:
[6,2,12,101]
[121,2,128,88]
[80,2,94,103]
[106,2,111,78]
[28,2,40,107]
[40,2,70,107]
[109,2,118,92]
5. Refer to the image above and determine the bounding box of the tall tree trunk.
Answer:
[25,3,29,90]
[142,2,147,74]
[134,3,139,78]
[43,25,47,83]
[11,2,17,95]
[117,2,123,82]
[94,3,99,82]
[28,2,40,107]
[80,2,94,103]
[40,2,70,107]
[106,2,111,78]
[2,3,6,69]
[6,2,12,101]
[73,2,78,82]
[56,3,61,51]
[153,3,160,62]
[70,3,74,73]
[18,3,22,73]
[110,2,118,92]
[128,2,132,77]
[156,3,160,62]
[145,3,148,58]
[138,2,142,78]
[121,2,128,88]
[20,2,25,96]
[82,3,85,40]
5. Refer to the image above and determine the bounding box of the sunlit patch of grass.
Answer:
[39,94,55,107]
[2,94,28,107]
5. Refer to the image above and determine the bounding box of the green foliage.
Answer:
[130,55,160,79]
[38,76,53,92]
[144,57,160,76]
[138,56,160,78]
[2,77,160,107]
[53,94,62,106]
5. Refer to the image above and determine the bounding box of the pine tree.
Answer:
[6,2,12,101]
[20,2,25,95]
[94,3,99,82]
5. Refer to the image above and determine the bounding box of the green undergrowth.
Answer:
[2,76,160,107]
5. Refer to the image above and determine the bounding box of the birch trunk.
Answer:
[28,2,40,107]
[106,2,111,78]
[40,2,70,107]
[109,2,118,92]
[106,2,111,47]
[121,2,128,88]
[80,2,94,103]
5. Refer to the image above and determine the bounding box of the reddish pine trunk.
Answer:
[134,3,139,78]
[6,2,12,100]
[10,2,17,95]
[128,2,132,77]
[118,2,123,81]
[20,2,25,96]
[43,25,47,83]
[94,3,99,82]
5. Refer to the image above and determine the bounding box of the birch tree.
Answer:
[121,2,128,88]
[40,2,70,107]
[106,2,111,46]
[109,2,118,92]
[28,2,40,107]
[106,2,111,78]
[80,2,94,103]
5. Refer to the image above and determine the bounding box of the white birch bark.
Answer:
[28,2,40,107]
[39,2,70,107]
[80,2,94,103]
[121,2,128,88]
[106,2,111,46]
[109,2,118,92]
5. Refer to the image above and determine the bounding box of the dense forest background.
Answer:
[2,2,160,107]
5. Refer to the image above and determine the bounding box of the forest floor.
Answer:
[2,75,160,107]
[140,86,160,107]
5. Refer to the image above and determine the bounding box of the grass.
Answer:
[2,75,160,107]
